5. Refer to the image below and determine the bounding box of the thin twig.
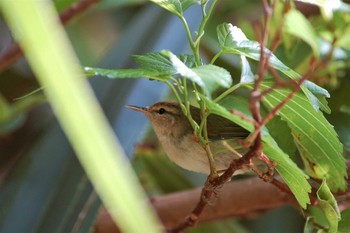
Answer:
[229,109,259,127]
[166,1,336,232]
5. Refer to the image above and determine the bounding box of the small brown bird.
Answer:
[127,101,250,174]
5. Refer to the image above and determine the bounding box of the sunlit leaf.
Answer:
[163,50,232,96]
[262,142,311,208]
[84,67,167,79]
[192,65,232,90]
[134,52,176,75]
[217,23,330,112]
[201,95,311,208]
[240,55,254,83]
[258,83,347,191]
[87,51,232,96]
[317,179,341,233]
[178,54,197,68]
[284,10,320,57]
[149,0,200,16]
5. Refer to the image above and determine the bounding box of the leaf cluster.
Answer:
[84,0,349,232]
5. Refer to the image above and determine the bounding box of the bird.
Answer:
[127,101,250,175]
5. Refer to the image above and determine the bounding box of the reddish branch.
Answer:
[94,177,298,233]
[166,1,333,232]
[0,0,100,74]
[93,170,350,232]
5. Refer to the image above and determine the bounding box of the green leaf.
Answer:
[216,23,254,83]
[134,52,176,75]
[262,142,311,208]
[163,50,232,96]
[258,83,347,191]
[149,0,200,16]
[317,179,341,233]
[240,56,254,83]
[85,52,180,79]
[217,23,248,48]
[217,23,330,112]
[304,216,327,233]
[86,51,231,96]
[84,67,166,79]
[339,209,350,233]
[284,10,320,57]
[84,52,197,80]
[307,207,331,232]
[178,54,197,68]
[266,115,298,160]
[192,65,232,92]
[200,95,311,208]
[201,95,254,132]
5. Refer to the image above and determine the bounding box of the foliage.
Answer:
[85,0,349,232]
[1,0,349,232]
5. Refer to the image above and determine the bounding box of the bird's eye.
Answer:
[158,108,166,115]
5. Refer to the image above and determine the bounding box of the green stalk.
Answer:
[210,50,224,64]
[179,15,201,65]
[0,1,161,233]
[214,83,245,103]
[193,0,219,62]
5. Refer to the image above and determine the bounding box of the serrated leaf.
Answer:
[192,64,232,91]
[164,50,205,83]
[86,51,231,96]
[178,54,197,68]
[217,23,248,48]
[163,50,232,96]
[262,143,311,208]
[200,95,311,208]
[240,55,254,83]
[84,53,197,80]
[317,179,341,233]
[84,67,166,79]
[149,0,200,16]
[258,83,347,191]
[217,23,330,112]
[284,10,320,57]
[134,52,176,75]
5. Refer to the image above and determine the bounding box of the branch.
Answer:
[93,177,297,233]
[93,161,350,233]
[0,0,99,74]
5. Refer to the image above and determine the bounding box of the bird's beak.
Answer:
[126,105,148,113]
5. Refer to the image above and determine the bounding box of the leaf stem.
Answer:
[210,50,223,64]
[214,83,245,102]
[179,15,200,65]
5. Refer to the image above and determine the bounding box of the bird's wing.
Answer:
[190,106,250,141]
